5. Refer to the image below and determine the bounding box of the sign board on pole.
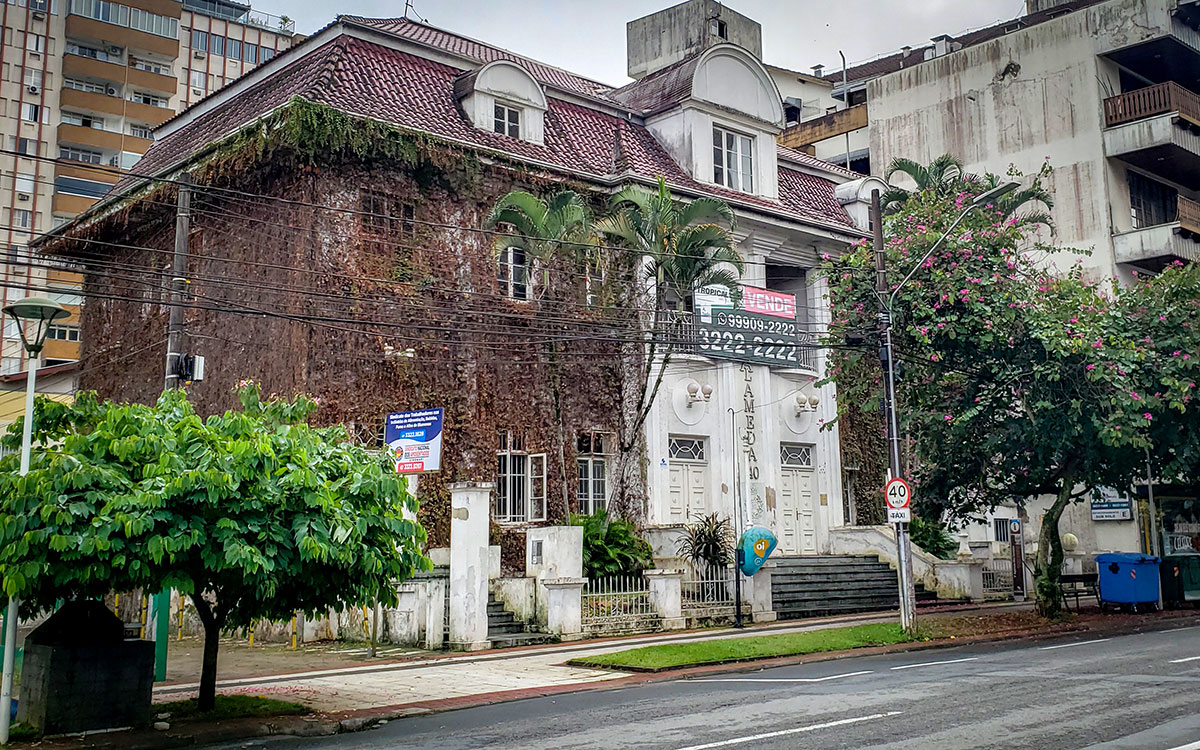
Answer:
[1091,487,1133,521]
[384,408,444,474]
[1009,519,1025,598]
[885,477,912,523]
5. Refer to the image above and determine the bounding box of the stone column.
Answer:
[543,578,586,640]
[423,575,448,650]
[644,569,684,630]
[744,567,776,623]
[449,482,493,651]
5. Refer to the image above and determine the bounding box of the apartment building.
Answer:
[0,0,294,379]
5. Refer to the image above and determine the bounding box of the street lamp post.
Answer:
[0,296,69,744]
[871,182,1019,634]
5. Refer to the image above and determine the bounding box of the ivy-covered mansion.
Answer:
[41,4,881,557]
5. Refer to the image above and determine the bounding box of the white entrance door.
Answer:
[778,443,817,555]
[667,436,708,523]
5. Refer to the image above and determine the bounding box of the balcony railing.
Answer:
[1180,195,1200,237]
[183,0,295,34]
[1103,81,1200,128]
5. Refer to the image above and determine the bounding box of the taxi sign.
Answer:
[885,477,912,523]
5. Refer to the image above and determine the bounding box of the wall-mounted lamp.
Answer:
[686,381,713,407]
[794,392,820,417]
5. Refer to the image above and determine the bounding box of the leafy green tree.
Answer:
[880,154,966,212]
[824,184,1200,618]
[595,179,742,516]
[0,384,428,711]
[883,155,1054,232]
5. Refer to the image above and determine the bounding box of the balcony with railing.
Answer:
[183,0,296,35]
[1103,82,1200,190]
[1113,195,1200,269]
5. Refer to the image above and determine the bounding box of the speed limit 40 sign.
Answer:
[885,478,912,523]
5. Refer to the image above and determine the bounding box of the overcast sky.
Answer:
[270,0,1030,86]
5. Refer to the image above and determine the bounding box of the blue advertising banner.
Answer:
[384,408,444,474]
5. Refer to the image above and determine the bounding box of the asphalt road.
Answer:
[224,625,1200,750]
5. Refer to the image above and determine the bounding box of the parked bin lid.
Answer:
[1095,552,1160,564]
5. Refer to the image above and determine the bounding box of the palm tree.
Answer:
[980,173,1055,232]
[880,154,966,213]
[485,189,595,519]
[595,179,743,492]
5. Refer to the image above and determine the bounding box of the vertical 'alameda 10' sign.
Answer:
[385,408,444,474]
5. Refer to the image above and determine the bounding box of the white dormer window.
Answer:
[713,125,754,193]
[493,103,521,138]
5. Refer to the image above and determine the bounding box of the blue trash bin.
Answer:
[1096,552,1160,611]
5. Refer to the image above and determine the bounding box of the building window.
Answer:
[23,67,43,88]
[13,137,38,156]
[60,146,103,164]
[993,517,1011,544]
[497,245,531,300]
[46,325,80,342]
[129,124,152,139]
[360,189,415,278]
[493,103,520,138]
[61,111,105,129]
[55,175,110,198]
[577,432,611,516]
[669,437,706,462]
[26,33,44,53]
[14,174,35,195]
[128,91,168,107]
[780,443,813,468]
[243,43,257,64]
[189,70,206,92]
[709,18,727,39]
[64,77,108,94]
[13,210,33,229]
[712,125,754,193]
[210,35,224,57]
[21,103,44,123]
[191,29,208,52]
[261,47,275,62]
[1128,172,1178,229]
[65,42,115,62]
[131,57,170,75]
[495,431,547,523]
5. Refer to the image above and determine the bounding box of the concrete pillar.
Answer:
[424,576,448,650]
[449,482,493,651]
[744,567,776,623]
[644,569,684,630]
[542,578,586,640]
[390,582,421,645]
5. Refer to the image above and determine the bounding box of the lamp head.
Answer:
[2,296,70,354]
[969,181,1020,210]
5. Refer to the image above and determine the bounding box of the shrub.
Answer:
[676,513,735,572]
[909,516,958,560]
[570,510,654,578]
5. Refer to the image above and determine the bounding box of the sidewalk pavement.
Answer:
[154,602,1030,715]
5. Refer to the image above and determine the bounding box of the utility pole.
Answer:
[149,173,191,683]
[871,189,918,634]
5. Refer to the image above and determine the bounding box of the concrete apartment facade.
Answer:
[0,0,294,381]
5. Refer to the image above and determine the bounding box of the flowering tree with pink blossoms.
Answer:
[824,178,1200,617]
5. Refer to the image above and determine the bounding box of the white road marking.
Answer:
[1039,638,1111,651]
[889,657,978,671]
[1170,656,1200,664]
[673,711,903,750]
[1164,741,1200,750]
[691,670,874,683]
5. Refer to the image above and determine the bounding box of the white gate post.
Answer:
[543,578,586,639]
[644,569,684,630]
[448,482,493,650]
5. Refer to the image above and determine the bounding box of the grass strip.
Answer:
[572,623,914,671]
[155,694,309,721]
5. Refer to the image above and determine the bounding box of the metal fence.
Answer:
[582,576,658,632]
[982,558,1014,598]
[682,565,734,613]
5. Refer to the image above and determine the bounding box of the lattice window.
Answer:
[780,443,813,468]
[669,437,706,462]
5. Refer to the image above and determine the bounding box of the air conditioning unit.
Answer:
[192,88,202,96]
[32,11,45,21]
[193,50,206,59]
[27,85,39,94]
[106,86,118,97]
[17,193,30,202]
[29,52,41,60]
[107,45,123,55]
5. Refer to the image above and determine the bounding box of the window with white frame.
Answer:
[189,70,206,92]
[46,325,80,342]
[65,42,114,62]
[493,103,520,138]
[21,103,46,123]
[712,125,754,193]
[576,431,611,516]
[495,431,546,522]
[993,517,1011,544]
[14,174,35,195]
[23,67,43,88]
[129,123,152,139]
[780,443,813,468]
[497,244,532,300]
[131,57,170,75]
[668,436,706,462]
[61,111,105,129]
[60,145,102,164]
[64,77,106,94]
[128,90,168,108]
[13,210,33,229]
[26,33,44,53]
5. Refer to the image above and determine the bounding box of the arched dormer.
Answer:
[455,60,548,145]
[690,45,784,128]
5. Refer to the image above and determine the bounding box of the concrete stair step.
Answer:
[771,572,898,586]
[487,632,558,648]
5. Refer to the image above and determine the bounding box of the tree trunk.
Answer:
[1035,482,1073,619]
[192,596,222,711]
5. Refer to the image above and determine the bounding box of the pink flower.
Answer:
[1086,364,1095,371]
[1143,413,1153,421]
[1093,338,1104,348]
[944,415,952,421]
[1130,392,1140,401]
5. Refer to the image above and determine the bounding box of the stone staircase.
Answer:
[770,555,952,620]
[486,595,555,648]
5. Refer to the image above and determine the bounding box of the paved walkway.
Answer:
[154,602,1029,714]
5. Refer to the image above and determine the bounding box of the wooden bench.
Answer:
[1059,573,1099,611]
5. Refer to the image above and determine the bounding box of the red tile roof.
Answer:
[109,25,859,232]
[610,52,703,115]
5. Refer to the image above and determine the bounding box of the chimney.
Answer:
[926,34,954,60]
[811,64,824,77]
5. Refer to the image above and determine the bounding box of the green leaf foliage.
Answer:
[907,517,957,561]
[674,513,734,571]
[570,510,653,578]
[0,383,430,622]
